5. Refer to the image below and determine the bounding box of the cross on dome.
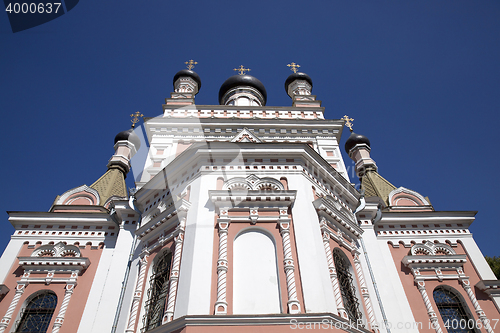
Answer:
[233,65,251,75]
[287,62,301,73]
[130,111,144,128]
[342,115,354,132]
[185,59,198,70]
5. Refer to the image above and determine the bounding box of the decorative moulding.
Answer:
[388,187,429,207]
[230,127,262,143]
[475,280,500,296]
[410,241,455,256]
[223,174,284,191]
[55,185,100,206]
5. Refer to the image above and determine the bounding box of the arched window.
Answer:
[143,251,172,331]
[16,291,57,333]
[433,287,475,333]
[332,248,362,323]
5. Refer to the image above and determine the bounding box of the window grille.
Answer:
[15,291,57,333]
[143,252,172,331]
[433,287,476,333]
[332,249,362,324]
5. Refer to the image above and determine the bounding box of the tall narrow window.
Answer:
[332,248,362,323]
[16,291,57,333]
[433,287,475,333]
[144,251,172,331]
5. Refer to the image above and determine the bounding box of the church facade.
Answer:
[0,65,498,333]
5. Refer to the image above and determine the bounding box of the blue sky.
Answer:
[1,1,499,256]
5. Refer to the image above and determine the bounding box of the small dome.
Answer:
[173,69,202,91]
[114,128,141,150]
[218,75,267,105]
[345,132,370,153]
[284,72,313,93]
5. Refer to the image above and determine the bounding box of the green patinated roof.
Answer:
[361,170,397,205]
[90,168,127,205]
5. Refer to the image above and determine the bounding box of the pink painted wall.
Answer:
[0,242,104,333]
[388,242,499,332]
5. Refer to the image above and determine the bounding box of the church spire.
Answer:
[343,122,397,205]
[91,118,141,205]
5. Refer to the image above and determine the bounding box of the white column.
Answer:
[352,252,378,332]
[51,282,76,333]
[214,220,229,315]
[125,255,149,333]
[416,280,443,333]
[0,283,26,332]
[460,278,494,333]
[278,217,301,314]
[320,220,346,319]
[163,219,186,323]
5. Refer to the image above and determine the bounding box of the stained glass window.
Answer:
[332,248,362,324]
[16,291,57,333]
[143,251,172,331]
[434,287,475,333]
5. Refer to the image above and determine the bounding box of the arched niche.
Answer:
[233,228,281,314]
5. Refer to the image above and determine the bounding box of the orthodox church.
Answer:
[0,62,498,333]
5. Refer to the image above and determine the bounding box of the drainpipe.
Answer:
[111,194,142,333]
[355,193,390,333]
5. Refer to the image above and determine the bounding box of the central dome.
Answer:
[218,75,267,106]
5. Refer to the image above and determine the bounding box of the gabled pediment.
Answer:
[231,127,262,143]
[388,187,433,211]
[54,185,100,206]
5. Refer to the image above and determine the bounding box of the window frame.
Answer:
[15,290,57,333]
[142,250,173,331]
[332,248,363,324]
[433,286,478,333]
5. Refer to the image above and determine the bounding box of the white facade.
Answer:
[0,69,498,333]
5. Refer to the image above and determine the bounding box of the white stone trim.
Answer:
[0,283,26,332]
[125,255,148,333]
[416,281,443,333]
[388,187,429,206]
[352,252,378,332]
[278,215,301,314]
[55,185,100,206]
[460,278,494,333]
[320,218,345,318]
[214,220,229,315]
[51,283,76,333]
[163,215,186,323]
[222,174,284,191]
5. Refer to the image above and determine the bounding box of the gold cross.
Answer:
[185,59,198,70]
[233,65,251,75]
[342,115,354,132]
[287,62,301,73]
[130,111,144,128]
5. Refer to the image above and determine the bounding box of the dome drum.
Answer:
[286,79,312,98]
[173,70,201,95]
[220,86,266,106]
[285,72,313,98]
[219,75,267,106]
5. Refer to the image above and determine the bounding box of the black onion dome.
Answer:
[114,128,141,150]
[218,75,267,105]
[284,72,313,93]
[345,132,371,154]
[173,69,202,91]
